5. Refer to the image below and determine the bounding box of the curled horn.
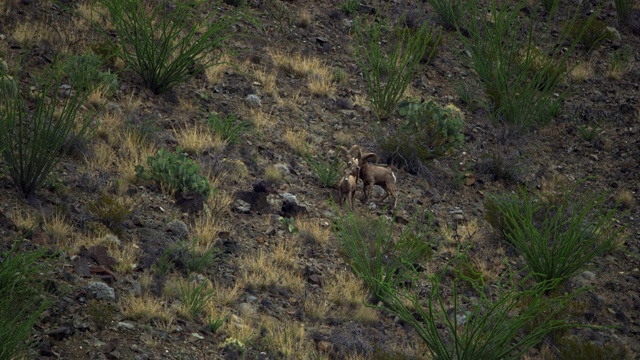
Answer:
[361,152,378,164]
[348,145,362,162]
[339,146,350,161]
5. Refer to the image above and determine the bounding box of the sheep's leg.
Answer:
[349,189,356,209]
[362,184,372,204]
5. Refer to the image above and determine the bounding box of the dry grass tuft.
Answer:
[297,10,312,28]
[254,68,278,97]
[191,213,222,248]
[270,50,325,78]
[44,213,74,247]
[206,54,231,85]
[107,240,141,274]
[240,248,304,293]
[85,140,115,172]
[284,128,309,154]
[618,190,634,210]
[9,207,39,233]
[304,295,331,320]
[119,293,173,324]
[325,271,367,308]
[334,131,355,146]
[12,21,48,46]
[211,280,244,307]
[263,317,308,358]
[296,218,331,247]
[246,107,275,131]
[571,61,594,82]
[116,130,157,183]
[173,124,226,155]
[308,66,334,97]
[264,165,284,184]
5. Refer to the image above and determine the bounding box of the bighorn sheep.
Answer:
[339,145,397,210]
[337,158,359,209]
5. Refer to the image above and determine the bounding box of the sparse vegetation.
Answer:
[486,186,622,285]
[353,12,440,119]
[135,147,213,197]
[0,61,98,197]
[380,99,464,173]
[91,0,242,94]
[0,244,51,360]
[207,112,252,145]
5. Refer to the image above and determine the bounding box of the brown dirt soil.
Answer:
[0,0,639,359]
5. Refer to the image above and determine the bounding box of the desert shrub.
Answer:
[135,147,212,197]
[0,243,52,359]
[353,13,440,119]
[427,0,463,29]
[486,186,622,285]
[459,0,590,132]
[303,149,344,188]
[0,62,98,197]
[159,239,220,275]
[92,0,243,94]
[179,279,215,319]
[62,52,118,94]
[613,0,635,26]
[207,112,251,145]
[380,99,464,173]
[341,0,359,15]
[567,18,612,50]
[334,211,435,301]
[370,254,578,360]
[88,194,133,234]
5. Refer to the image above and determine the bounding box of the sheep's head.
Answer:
[339,145,362,163]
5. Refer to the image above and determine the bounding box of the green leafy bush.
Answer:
[0,244,52,359]
[485,186,622,285]
[334,211,434,301]
[88,194,133,234]
[353,14,440,119]
[567,18,612,51]
[92,0,242,94]
[613,0,634,26]
[0,62,98,197]
[380,99,464,173]
[303,149,344,188]
[207,112,251,145]
[427,0,463,29]
[371,255,578,360]
[341,0,359,15]
[179,279,215,319]
[62,52,118,94]
[136,147,212,197]
[459,0,589,131]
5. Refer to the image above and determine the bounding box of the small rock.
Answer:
[117,322,135,330]
[308,274,322,285]
[233,199,251,213]
[191,332,205,340]
[88,281,116,301]
[246,295,258,303]
[46,326,75,341]
[166,220,189,239]
[245,94,261,108]
[281,193,298,203]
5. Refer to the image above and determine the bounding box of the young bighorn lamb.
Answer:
[337,158,359,209]
[340,145,397,210]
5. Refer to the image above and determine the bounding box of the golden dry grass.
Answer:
[240,248,304,293]
[325,271,367,308]
[86,87,109,110]
[115,130,157,183]
[304,295,331,320]
[44,213,74,247]
[297,10,312,28]
[333,130,355,146]
[254,68,278,97]
[617,189,634,210]
[97,112,125,146]
[173,124,226,155]
[9,207,39,233]
[222,158,250,182]
[206,54,231,85]
[296,218,331,247]
[571,61,594,82]
[84,140,115,172]
[11,21,48,46]
[284,128,309,154]
[109,241,141,274]
[191,213,222,248]
[246,106,275,131]
[205,189,233,219]
[264,165,283,184]
[119,293,173,324]
[262,317,308,359]
[270,50,325,78]
[308,66,334,97]
[211,279,244,307]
